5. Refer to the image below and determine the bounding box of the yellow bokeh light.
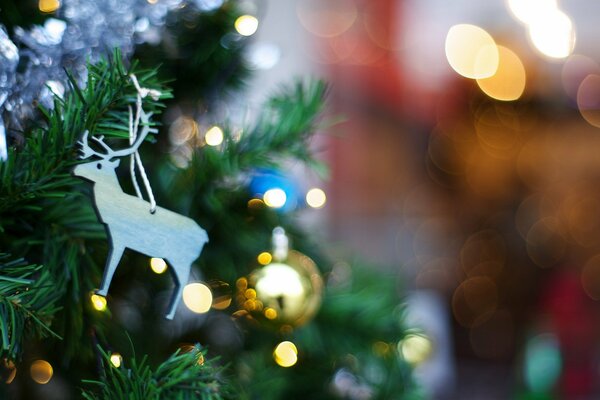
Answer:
[247,198,264,209]
[306,188,327,208]
[205,126,224,146]
[257,252,273,265]
[30,360,53,384]
[183,283,213,313]
[91,293,107,311]
[476,46,526,101]
[235,15,259,36]
[528,8,575,59]
[110,353,122,368]
[150,257,168,274]
[399,334,433,365]
[39,0,60,13]
[211,295,232,310]
[273,341,298,367]
[445,24,499,79]
[506,0,557,24]
[263,188,287,208]
[264,307,278,320]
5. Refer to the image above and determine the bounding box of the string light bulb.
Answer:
[150,257,168,274]
[273,341,298,367]
[306,188,326,208]
[110,353,123,368]
[205,126,224,146]
[263,188,287,208]
[183,283,213,313]
[90,293,107,311]
[235,15,259,36]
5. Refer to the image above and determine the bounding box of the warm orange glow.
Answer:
[257,252,273,265]
[30,360,53,384]
[39,0,60,13]
[477,46,526,101]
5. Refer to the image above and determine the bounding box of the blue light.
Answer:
[249,169,299,212]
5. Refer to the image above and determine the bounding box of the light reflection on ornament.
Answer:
[398,334,432,365]
[263,188,287,208]
[30,360,53,384]
[39,0,60,13]
[150,257,168,274]
[273,341,298,367]
[110,353,123,368]
[257,252,272,265]
[91,293,107,311]
[183,283,213,313]
[264,307,277,320]
[306,188,327,208]
[235,15,259,37]
[445,24,499,79]
[241,251,323,328]
[205,126,224,146]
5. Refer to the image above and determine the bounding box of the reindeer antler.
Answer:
[77,130,107,160]
[76,111,158,161]
[107,110,158,159]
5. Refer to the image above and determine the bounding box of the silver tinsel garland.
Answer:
[0,0,223,160]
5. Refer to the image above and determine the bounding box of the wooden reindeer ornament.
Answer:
[73,110,208,320]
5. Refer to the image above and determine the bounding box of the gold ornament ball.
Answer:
[238,250,323,328]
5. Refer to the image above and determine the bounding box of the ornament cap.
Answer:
[272,227,289,261]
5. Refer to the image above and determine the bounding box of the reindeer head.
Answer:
[72,111,156,183]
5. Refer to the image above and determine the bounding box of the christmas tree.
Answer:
[0,1,418,398]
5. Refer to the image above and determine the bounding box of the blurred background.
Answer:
[248,0,600,399]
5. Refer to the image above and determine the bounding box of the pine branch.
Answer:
[0,253,61,360]
[82,344,236,400]
[0,49,171,216]
[203,79,328,184]
[0,51,172,361]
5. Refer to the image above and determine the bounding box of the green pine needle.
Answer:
[0,253,61,360]
[82,344,236,400]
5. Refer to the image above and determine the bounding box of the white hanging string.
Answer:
[128,74,161,213]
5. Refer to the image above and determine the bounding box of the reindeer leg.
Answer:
[97,243,125,297]
[165,262,191,320]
